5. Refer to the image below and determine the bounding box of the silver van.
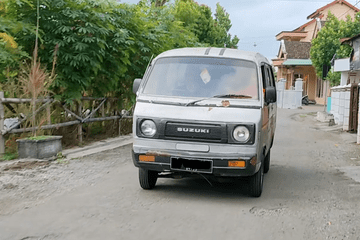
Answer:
[132,47,276,197]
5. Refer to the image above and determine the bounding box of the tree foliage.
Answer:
[172,0,239,48]
[0,2,32,84]
[327,69,341,86]
[0,0,239,102]
[310,12,360,80]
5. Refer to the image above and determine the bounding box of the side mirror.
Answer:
[265,86,277,103]
[133,78,142,94]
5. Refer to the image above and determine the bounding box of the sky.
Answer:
[120,0,360,61]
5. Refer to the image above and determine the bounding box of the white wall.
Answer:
[331,85,351,130]
[276,78,303,109]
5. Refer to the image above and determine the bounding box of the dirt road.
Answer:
[1,106,360,240]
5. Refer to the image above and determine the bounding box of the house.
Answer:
[273,0,359,105]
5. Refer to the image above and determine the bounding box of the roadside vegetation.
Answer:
[0,0,239,160]
[310,11,360,86]
[0,0,239,101]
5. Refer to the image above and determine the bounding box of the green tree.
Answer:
[310,12,359,79]
[2,0,198,101]
[327,70,341,86]
[0,1,32,85]
[172,0,239,48]
[1,0,238,103]
[214,3,239,48]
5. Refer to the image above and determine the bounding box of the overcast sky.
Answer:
[120,0,359,61]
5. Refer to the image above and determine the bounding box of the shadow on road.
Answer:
[138,163,330,203]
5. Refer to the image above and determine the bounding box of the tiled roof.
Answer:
[307,0,359,19]
[293,18,318,32]
[284,41,312,59]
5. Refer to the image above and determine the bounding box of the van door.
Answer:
[266,65,277,146]
[261,65,270,150]
[261,64,276,150]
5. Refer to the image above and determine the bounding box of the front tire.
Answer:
[139,168,158,189]
[248,163,264,197]
[264,150,271,174]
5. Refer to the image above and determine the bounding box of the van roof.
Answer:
[154,47,270,65]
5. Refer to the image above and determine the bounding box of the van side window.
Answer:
[268,66,276,88]
[266,66,275,88]
[261,65,268,89]
[261,65,272,89]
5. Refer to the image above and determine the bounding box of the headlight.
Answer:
[232,126,250,143]
[140,120,157,137]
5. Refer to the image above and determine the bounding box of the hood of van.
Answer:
[134,100,262,124]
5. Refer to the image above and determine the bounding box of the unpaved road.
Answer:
[1,106,360,240]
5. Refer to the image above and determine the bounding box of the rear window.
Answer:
[142,57,259,99]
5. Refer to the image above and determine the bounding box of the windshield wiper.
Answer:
[139,99,183,106]
[213,94,252,99]
[186,94,252,106]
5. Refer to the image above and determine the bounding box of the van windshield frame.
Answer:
[141,57,259,100]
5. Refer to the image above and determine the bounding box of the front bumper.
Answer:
[132,145,261,177]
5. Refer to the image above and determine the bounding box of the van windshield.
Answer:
[142,57,259,100]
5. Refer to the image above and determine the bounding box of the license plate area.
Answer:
[170,158,213,173]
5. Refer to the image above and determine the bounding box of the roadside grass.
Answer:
[0,152,18,161]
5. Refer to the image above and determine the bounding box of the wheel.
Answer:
[302,98,309,105]
[270,136,274,148]
[248,162,264,197]
[139,168,158,189]
[264,150,270,174]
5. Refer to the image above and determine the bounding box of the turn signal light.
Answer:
[228,161,245,167]
[250,156,257,166]
[139,155,155,162]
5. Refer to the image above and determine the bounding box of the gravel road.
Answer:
[0,106,360,240]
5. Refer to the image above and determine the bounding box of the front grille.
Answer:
[164,122,225,142]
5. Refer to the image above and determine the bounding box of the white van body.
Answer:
[132,47,277,197]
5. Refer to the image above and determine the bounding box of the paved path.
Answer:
[1,106,360,240]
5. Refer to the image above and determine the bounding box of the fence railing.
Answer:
[0,91,133,154]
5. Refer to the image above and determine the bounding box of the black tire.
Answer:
[302,98,309,105]
[139,168,158,189]
[248,163,264,197]
[264,150,270,174]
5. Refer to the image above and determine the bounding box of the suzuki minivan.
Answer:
[132,47,276,197]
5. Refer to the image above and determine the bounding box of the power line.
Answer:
[338,0,360,19]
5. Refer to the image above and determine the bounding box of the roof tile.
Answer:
[284,41,312,59]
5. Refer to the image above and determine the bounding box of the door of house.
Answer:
[349,83,359,132]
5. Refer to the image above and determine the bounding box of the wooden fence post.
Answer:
[78,101,83,145]
[47,102,51,125]
[101,101,105,127]
[0,92,4,155]
[118,114,122,136]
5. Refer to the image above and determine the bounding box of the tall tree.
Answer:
[310,12,359,80]
[0,1,32,85]
[172,0,239,48]
[214,3,239,48]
